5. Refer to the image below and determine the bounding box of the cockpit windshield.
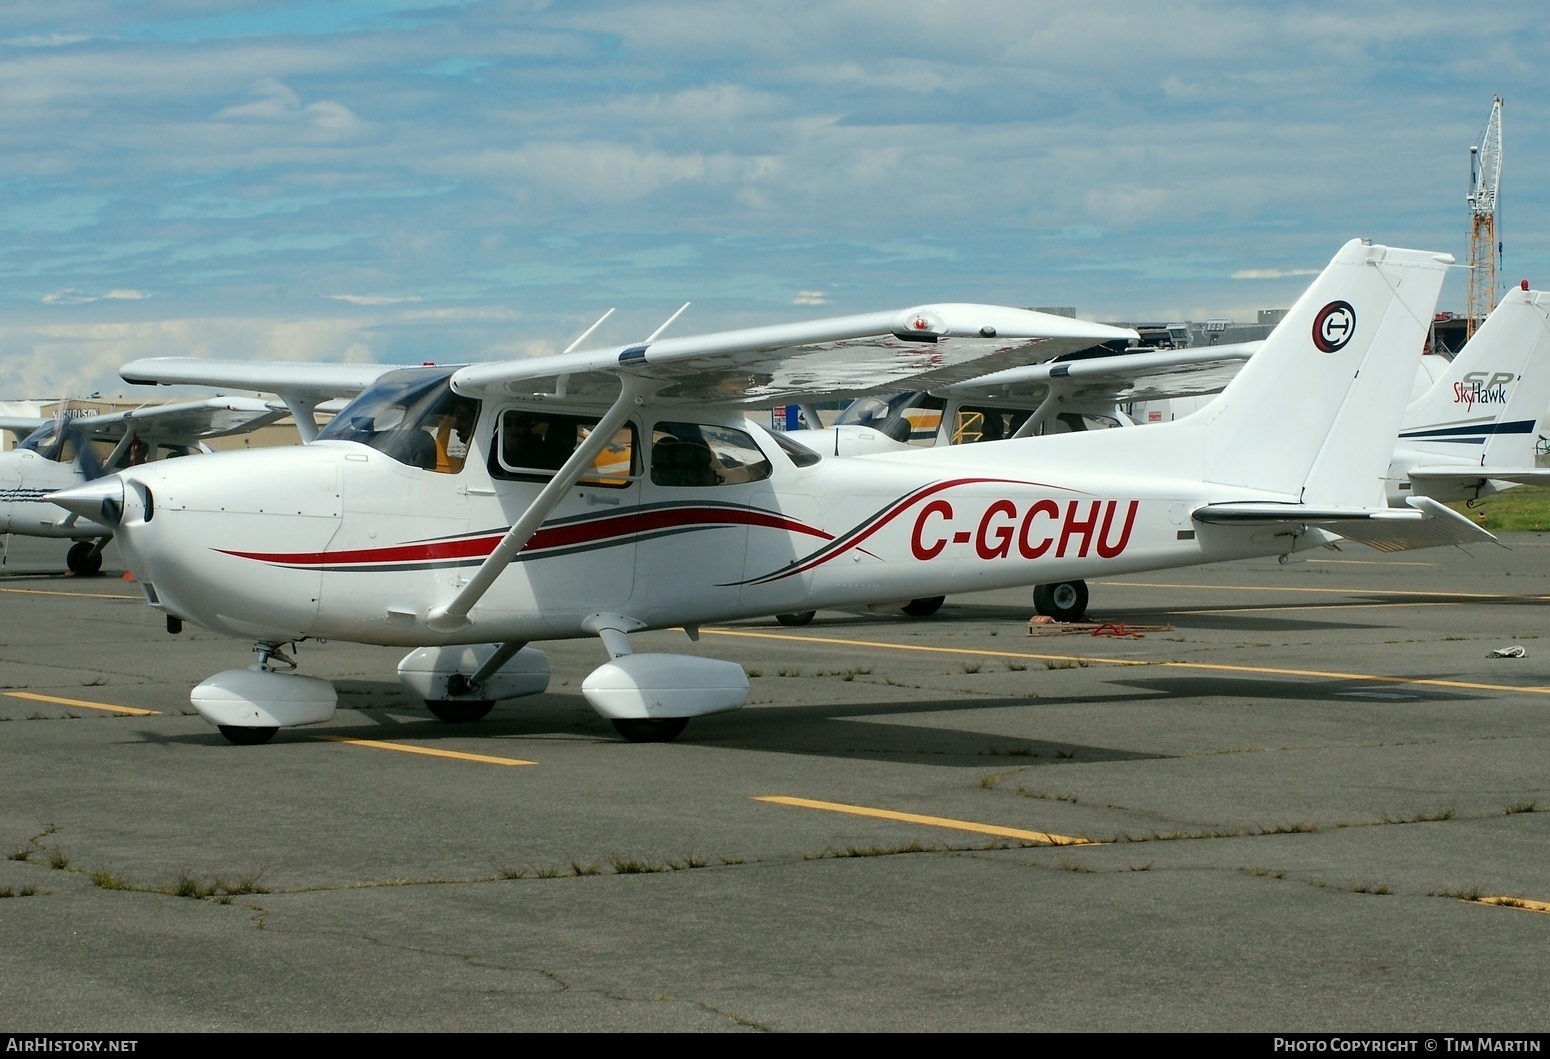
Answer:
[832,392,945,444]
[316,367,481,473]
[18,420,69,460]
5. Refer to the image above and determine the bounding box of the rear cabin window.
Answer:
[650,422,772,487]
[949,405,1033,444]
[490,410,638,488]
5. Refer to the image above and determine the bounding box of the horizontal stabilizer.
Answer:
[1193,495,1496,552]
[1407,466,1550,488]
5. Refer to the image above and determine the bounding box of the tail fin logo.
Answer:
[1453,371,1514,411]
[1313,301,1356,353]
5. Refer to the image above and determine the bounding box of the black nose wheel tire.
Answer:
[611,718,690,743]
[66,542,103,576]
[775,611,816,627]
[426,700,495,722]
[218,725,278,746]
[902,596,945,617]
[1033,580,1089,622]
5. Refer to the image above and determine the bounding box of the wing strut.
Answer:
[278,395,322,443]
[1011,385,1066,438]
[425,374,660,632]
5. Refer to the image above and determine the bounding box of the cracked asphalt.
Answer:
[1,534,1547,1031]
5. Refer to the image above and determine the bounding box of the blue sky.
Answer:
[1,1,1545,396]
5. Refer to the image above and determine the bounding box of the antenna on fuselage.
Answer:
[645,302,691,343]
[561,308,616,356]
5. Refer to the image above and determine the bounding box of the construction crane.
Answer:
[1466,96,1503,340]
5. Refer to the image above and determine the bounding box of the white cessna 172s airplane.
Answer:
[52,239,1492,746]
[781,282,1550,621]
[0,398,285,574]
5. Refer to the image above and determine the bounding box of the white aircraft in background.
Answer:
[784,283,1550,622]
[52,240,1489,747]
[0,399,287,574]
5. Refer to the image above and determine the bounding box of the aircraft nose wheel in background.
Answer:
[612,718,690,743]
[902,596,945,617]
[66,541,103,576]
[1033,580,1089,622]
[425,699,495,722]
[775,611,816,627]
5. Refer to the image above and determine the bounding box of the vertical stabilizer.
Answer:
[1193,239,1450,506]
[1397,287,1550,468]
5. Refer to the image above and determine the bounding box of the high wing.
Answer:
[60,397,288,444]
[0,416,48,442]
[934,341,1261,404]
[120,359,401,441]
[119,358,395,398]
[449,304,1137,406]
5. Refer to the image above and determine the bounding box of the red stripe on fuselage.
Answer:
[216,505,831,568]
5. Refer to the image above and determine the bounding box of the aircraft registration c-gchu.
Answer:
[51,238,1492,746]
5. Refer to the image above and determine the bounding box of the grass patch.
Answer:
[1453,487,1550,533]
[608,855,666,874]
[805,840,928,860]
[88,869,134,891]
[1505,801,1539,815]
[0,886,40,898]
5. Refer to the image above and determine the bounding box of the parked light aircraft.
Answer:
[52,240,1491,746]
[0,399,286,574]
[784,284,1550,621]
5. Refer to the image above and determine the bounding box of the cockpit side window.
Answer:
[316,368,480,473]
[650,422,771,487]
[489,409,638,488]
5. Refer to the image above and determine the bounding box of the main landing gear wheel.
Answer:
[776,611,816,627]
[66,542,103,577]
[218,725,278,746]
[902,596,945,617]
[1033,580,1089,623]
[611,718,690,743]
[426,699,495,722]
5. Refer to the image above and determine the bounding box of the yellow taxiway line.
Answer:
[1475,896,1550,915]
[701,628,1550,697]
[754,795,1096,846]
[312,734,535,766]
[0,586,140,601]
[704,626,1151,667]
[1097,580,1550,602]
[5,691,160,716]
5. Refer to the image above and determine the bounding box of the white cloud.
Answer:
[214,77,367,138]
[1232,269,1321,280]
[792,290,828,305]
[328,294,422,305]
[105,289,149,300]
[6,34,90,47]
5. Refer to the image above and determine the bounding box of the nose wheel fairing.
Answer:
[191,665,338,740]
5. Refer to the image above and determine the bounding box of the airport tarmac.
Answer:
[1,533,1547,1032]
